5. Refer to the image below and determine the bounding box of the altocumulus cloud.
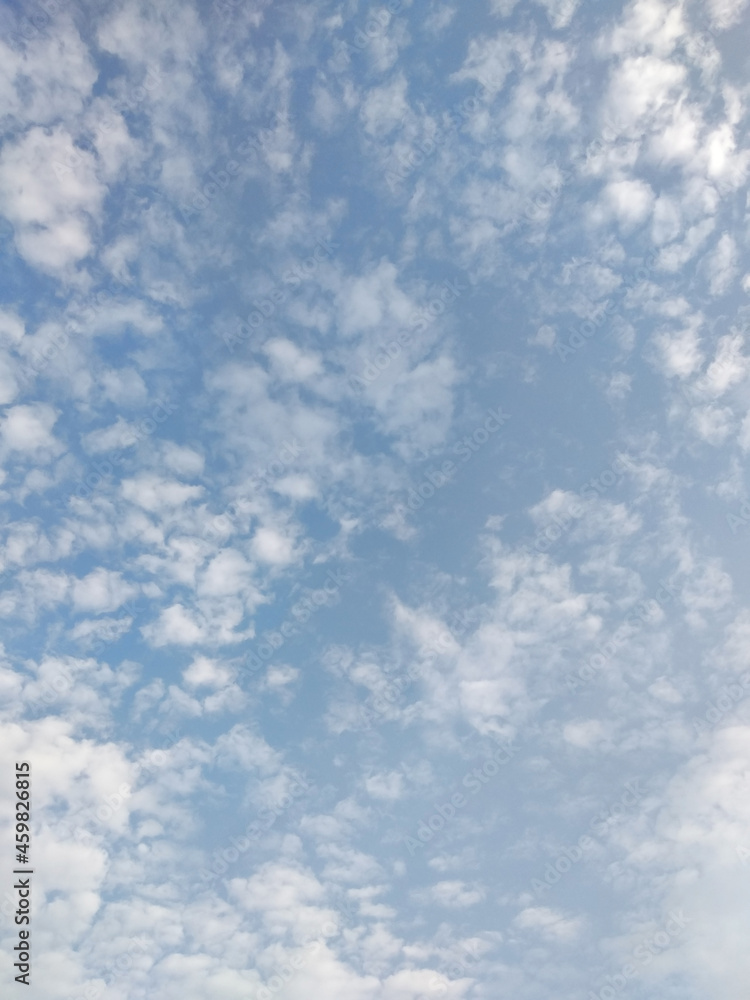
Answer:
[0,2,749,999]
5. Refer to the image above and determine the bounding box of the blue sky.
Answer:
[1,0,750,998]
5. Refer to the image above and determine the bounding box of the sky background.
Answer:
[1,0,750,998]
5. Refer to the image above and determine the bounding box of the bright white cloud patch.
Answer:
[0,126,105,273]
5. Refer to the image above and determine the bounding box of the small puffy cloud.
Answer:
[681,559,732,629]
[364,770,405,801]
[450,30,524,97]
[71,569,138,613]
[263,665,300,693]
[199,549,257,599]
[689,405,734,446]
[1,404,60,453]
[251,526,296,566]
[0,126,105,273]
[335,260,415,337]
[98,366,148,406]
[648,676,682,704]
[264,338,323,383]
[428,880,486,908]
[82,417,141,454]
[562,719,606,749]
[182,655,233,689]
[602,179,655,231]
[360,74,410,137]
[121,475,203,511]
[67,615,133,649]
[653,324,703,378]
[0,310,24,346]
[513,906,584,941]
[161,441,205,477]
[606,372,632,401]
[529,324,556,349]
[142,604,205,646]
[704,234,738,297]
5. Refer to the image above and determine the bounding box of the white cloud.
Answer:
[161,441,205,477]
[264,337,324,383]
[1,403,60,453]
[72,569,138,613]
[603,56,686,132]
[121,475,204,512]
[0,25,98,126]
[183,655,234,688]
[428,880,486,908]
[142,603,205,646]
[708,0,750,29]
[689,404,734,446]
[601,179,655,231]
[0,126,105,273]
[600,0,686,58]
[653,323,704,378]
[704,233,739,296]
[513,905,584,941]
[364,770,405,800]
[251,526,296,566]
[98,366,148,406]
[4,5,750,999]
[450,31,527,97]
[562,719,607,749]
[360,74,410,138]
